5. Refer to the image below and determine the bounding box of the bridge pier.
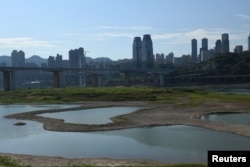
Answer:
[91,73,103,87]
[53,71,62,88]
[3,71,15,91]
[153,73,164,87]
[124,72,131,87]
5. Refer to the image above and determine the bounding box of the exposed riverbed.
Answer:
[1,101,250,166]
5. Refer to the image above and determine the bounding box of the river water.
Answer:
[38,107,142,124]
[202,113,250,125]
[1,105,250,163]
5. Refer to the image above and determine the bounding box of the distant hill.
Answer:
[0,55,11,66]
[26,55,47,66]
[86,57,113,63]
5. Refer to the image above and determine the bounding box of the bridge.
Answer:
[165,72,250,85]
[0,67,174,91]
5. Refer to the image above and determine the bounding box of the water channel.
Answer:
[201,113,250,125]
[1,105,250,163]
[38,107,142,124]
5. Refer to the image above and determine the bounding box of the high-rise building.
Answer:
[197,38,208,62]
[191,39,197,62]
[48,56,55,68]
[215,40,222,54]
[234,45,243,54]
[55,54,63,67]
[222,33,229,53]
[141,34,154,68]
[201,38,208,51]
[166,52,174,64]
[69,47,85,68]
[132,37,142,68]
[248,33,250,51]
[11,50,25,67]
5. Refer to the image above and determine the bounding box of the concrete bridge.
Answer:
[0,67,173,91]
[165,72,250,85]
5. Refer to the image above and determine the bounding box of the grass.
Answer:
[0,86,250,107]
[0,156,29,167]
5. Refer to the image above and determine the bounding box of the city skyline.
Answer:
[0,0,250,60]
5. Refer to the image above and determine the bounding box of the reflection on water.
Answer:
[38,107,142,124]
[202,113,250,125]
[1,105,250,163]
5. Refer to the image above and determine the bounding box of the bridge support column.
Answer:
[159,74,164,87]
[91,74,98,87]
[97,74,103,87]
[91,73,103,87]
[124,72,131,87]
[3,71,11,91]
[3,71,15,91]
[153,73,164,87]
[53,71,61,88]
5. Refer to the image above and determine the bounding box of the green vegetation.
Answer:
[0,86,250,107]
[0,156,28,167]
[175,51,250,75]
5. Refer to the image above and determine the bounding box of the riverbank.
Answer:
[5,100,250,136]
[2,87,250,166]
[0,153,174,167]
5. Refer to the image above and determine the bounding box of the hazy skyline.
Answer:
[0,0,250,60]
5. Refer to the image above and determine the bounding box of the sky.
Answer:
[0,0,250,60]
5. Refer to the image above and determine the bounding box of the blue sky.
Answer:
[0,0,250,60]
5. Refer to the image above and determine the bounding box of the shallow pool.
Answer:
[38,107,142,124]
[201,113,250,125]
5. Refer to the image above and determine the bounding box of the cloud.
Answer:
[0,37,59,48]
[96,25,154,31]
[237,14,250,20]
[93,32,134,40]
[152,28,229,41]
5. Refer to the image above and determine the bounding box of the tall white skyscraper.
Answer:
[141,34,154,68]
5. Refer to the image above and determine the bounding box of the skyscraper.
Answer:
[48,56,55,68]
[215,40,222,54]
[248,33,250,51]
[11,50,25,67]
[198,38,208,62]
[201,38,208,51]
[141,34,154,68]
[222,33,229,53]
[132,37,142,68]
[69,47,85,68]
[191,39,197,62]
[55,54,63,67]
